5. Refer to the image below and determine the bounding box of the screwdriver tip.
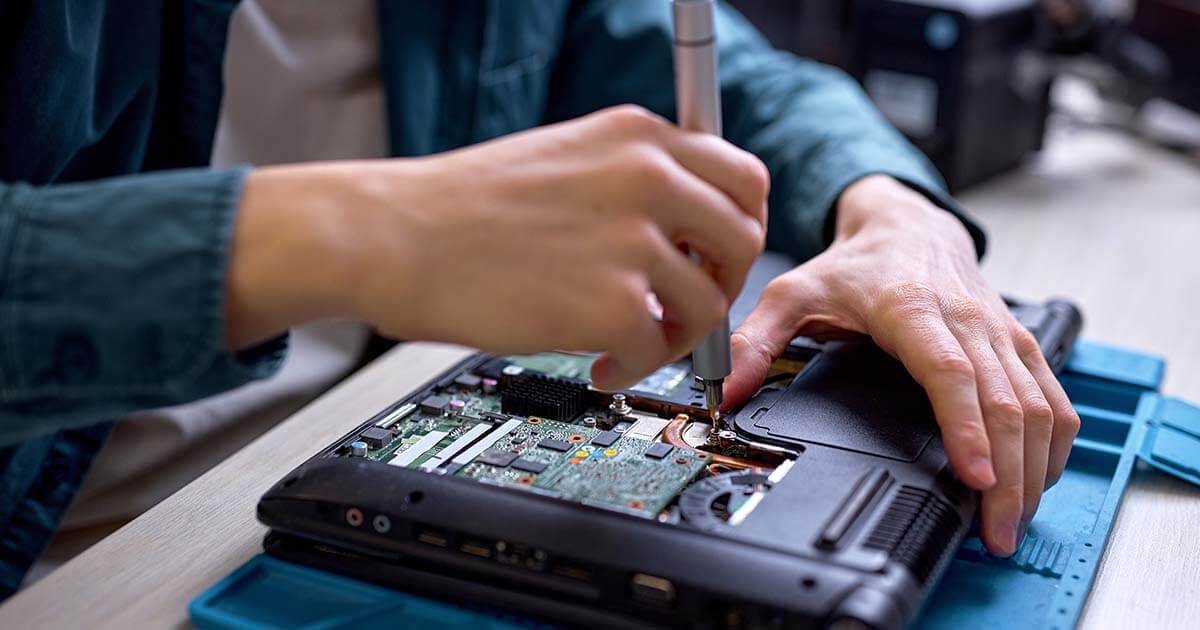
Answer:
[703,379,723,425]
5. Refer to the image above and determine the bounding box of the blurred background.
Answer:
[729,0,1200,191]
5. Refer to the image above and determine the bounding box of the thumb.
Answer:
[724,277,815,410]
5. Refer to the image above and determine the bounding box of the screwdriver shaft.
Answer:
[672,0,731,429]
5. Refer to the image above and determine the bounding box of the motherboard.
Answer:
[335,352,802,522]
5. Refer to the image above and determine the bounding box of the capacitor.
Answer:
[349,441,369,457]
[449,399,466,412]
[482,378,498,394]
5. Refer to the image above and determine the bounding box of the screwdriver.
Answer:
[671,0,731,430]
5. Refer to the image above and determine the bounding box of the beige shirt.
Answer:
[60,0,383,530]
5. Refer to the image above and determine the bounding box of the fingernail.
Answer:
[968,457,996,487]
[1017,520,1030,547]
[993,521,1018,557]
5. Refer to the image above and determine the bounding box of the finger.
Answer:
[645,163,764,302]
[646,235,730,361]
[663,131,770,229]
[724,280,806,409]
[1012,323,1081,488]
[992,328,1053,540]
[873,302,996,490]
[590,282,672,391]
[933,307,1022,556]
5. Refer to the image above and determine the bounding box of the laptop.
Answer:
[256,253,1082,629]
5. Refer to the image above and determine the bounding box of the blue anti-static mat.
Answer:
[190,341,1200,629]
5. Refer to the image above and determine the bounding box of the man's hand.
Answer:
[225,105,768,391]
[724,175,1080,557]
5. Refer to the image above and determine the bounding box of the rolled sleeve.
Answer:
[0,167,286,445]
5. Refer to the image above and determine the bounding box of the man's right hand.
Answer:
[224,105,769,390]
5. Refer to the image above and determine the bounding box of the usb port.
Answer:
[552,563,593,581]
[416,529,448,548]
[460,539,493,558]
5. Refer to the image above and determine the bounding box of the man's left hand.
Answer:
[723,175,1081,557]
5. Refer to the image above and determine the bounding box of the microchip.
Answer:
[476,448,519,467]
[590,430,620,447]
[538,438,572,452]
[358,427,393,450]
[512,458,548,474]
[454,374,483,391]
[644,443,673,460]
[420,395,449,415]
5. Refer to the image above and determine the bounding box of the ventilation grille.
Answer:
[863,486,962,585]
[501,373,587,421]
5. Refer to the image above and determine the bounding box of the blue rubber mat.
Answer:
[191,340,1200,629]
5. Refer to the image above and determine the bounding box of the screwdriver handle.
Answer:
[671,0,732,383]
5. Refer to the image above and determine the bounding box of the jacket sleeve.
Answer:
[0,167,286,446]
[544,0,987,261]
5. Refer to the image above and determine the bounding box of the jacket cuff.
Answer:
[0,167,287,418]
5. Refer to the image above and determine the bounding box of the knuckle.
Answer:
[605,104,662,135]
[1011,326,1043,358]
[983,393,1025,431]
[1057,408,1082,438]
[625,146,676,191]
[762,276,798,306]
[881,281,941,319]
[731,221,765,265]
[929,351,975,381]
[941,295,986,327]
[741,152,771,200]
[1023,396,1055,433]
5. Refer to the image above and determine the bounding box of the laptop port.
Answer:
[631,573,676,605]
[460,539,493,559]
[552,563,593,581]
[495,541,547,571]
[416,528,448,548]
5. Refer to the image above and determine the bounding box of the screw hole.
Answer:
[407,490,424,504]
[1084,542,1093,548]
[1071,574,1081,580]
[1066,591,1074,597]
[800,577,817,590]
[1058,608,1068,615]
[1078,558,1086,563]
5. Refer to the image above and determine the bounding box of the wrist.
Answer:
[225,163,372,349]
[834,175,973,250]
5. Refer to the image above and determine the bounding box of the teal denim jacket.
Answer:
[0,0,984,595]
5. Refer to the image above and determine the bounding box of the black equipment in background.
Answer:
[728,0,1199,191]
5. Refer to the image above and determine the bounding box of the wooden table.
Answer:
[2,122,1197,629]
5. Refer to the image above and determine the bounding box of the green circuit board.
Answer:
[342,352,708,518]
